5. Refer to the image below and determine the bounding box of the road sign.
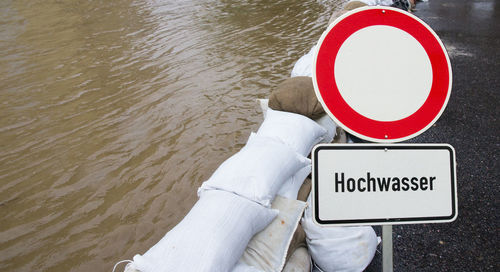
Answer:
[312,144,457,226]
[312,7,452,143]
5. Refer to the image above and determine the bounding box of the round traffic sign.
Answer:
[312,6,452,142]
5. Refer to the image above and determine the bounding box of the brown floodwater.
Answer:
[0,0,342,270]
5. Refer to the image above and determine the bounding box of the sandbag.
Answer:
[285,223,307,262]
[315,114,338,144]
[268,76,325,120]
[257,108,326,156]
[350,0,393,6]
[282,247,312,272]
[277,165,311,200]
[129,190,278,272]
[231,263,263,272]
[302,195,378,272]
[234,196,307,272]
[291,46,316,78]
[258,100,338,145]
[297,178,312,202]
[199,133,310,207]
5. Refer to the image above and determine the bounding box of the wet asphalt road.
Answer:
[365,1,499,271]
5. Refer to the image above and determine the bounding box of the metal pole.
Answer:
[382,224,393,272]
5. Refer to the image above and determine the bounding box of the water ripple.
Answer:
[0,0,344,270]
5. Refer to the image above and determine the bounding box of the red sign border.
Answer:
[313,7,452,142]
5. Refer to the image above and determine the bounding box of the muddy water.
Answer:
[0,0,342,270]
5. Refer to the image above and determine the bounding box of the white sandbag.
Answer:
[199,133,310,207]
[354,0,394,6]
[234,196,307,272]
[315,114,337,144]
[277,165,311,200]
[301,195,378,272]
[257,108,326,156]
[257,99,335,146]
[123,263,139,272]
[129,190,278,272]
[291,45,316,78]
[257,98,268,118]
[257,98,269,118]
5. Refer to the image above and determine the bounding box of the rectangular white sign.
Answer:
[312,144,457,226]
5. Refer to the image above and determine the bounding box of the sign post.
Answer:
[311,6,455,271]
[382,225,393,272]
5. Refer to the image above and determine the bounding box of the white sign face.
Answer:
[312,144,457,226]
[334,25,432,122]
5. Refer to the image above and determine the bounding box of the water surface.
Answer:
[0,0,342,270]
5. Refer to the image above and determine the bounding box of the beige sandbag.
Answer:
[285,224,307,262]
[282,247,312,272]
[297,178,311,203]
[235,196,307,272]
[268,77,325,120]
[284,178,310,262]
